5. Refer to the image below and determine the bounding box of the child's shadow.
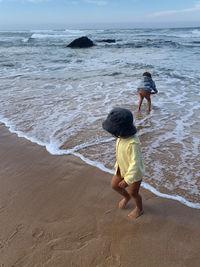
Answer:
[124,202,136,210]
[124,202,161,217]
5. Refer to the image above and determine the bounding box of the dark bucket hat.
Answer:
[102,107,137,137]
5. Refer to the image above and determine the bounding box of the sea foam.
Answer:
[0,27,200,209]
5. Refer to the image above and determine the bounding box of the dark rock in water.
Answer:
[99,39,116,43]
[67,36,94,48]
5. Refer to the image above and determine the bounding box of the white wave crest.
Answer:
[30,33,67,39]
[65,29,85,34]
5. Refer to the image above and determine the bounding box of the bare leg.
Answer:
[144,94,151,113]
[128,180,143,219]
[111,169,131,209]
[138,91,144,111]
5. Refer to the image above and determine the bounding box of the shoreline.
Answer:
[1,119,199,210]
[1,123,200,266]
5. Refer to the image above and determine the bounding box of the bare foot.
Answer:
[118,197,130,209]
[128,208,144,219]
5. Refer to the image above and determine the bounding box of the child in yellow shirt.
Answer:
[102,107,145,219]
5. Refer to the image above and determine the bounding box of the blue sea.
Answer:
[0,27,200,208]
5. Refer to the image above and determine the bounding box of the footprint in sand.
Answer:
[32,228,44,240]
[0,206,6,215]
[7,224,24,242]
[0,240,4,249]
[48,233,94,251]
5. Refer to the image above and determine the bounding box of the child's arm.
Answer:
[123,143,145,185]
[151,80,158,94]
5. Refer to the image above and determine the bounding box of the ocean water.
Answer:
[0,27,200,209]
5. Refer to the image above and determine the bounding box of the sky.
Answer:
[0,0,200,29]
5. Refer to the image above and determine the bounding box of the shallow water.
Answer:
[0,27,200,208]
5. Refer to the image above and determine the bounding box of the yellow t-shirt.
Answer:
[114,135,145,185]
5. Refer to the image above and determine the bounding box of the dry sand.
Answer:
[0,123,200,267]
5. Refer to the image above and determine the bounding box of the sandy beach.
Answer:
[0,123,200,267]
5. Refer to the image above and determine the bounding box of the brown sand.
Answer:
[0,123,200,267]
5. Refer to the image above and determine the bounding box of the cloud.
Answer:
[85,0,108,6]
[27,0,49,2]
[151,2,200,17]
[0,0,107,5]
[71,1,79,4]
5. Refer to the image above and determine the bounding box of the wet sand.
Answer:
[0,123,200,267]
